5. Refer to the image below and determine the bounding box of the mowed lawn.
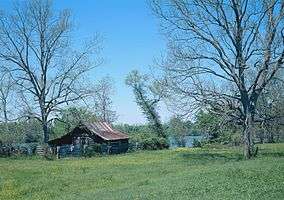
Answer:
[0,144,284,200]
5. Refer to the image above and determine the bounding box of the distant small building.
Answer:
[48,122,129,156]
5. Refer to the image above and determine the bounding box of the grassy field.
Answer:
[0,143,283,200]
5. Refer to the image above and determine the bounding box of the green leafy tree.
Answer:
[125,70,166,139]
[167,116,188,147]
[0,119,42,144]
[195,111,221,140]
[194,110,242,145]
[115,123,168,150]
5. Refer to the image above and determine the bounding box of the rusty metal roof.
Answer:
[83,122,129,141]
[48,122,129,145]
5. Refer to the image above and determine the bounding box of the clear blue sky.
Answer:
[1,0,172,124]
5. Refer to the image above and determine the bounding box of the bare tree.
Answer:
[151,0,284,158]
[0,0,102,143]
[92,77,117,123]
[0,70,15,124]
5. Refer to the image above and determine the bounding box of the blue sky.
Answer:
[1,0,172,124]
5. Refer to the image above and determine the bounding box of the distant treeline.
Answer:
[1,107,282,152]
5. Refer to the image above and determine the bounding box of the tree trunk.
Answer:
[259,133,264,144]
[259,126,265,144]
[40,101,49,143]
[267,132,274,143]
[243,111,255,159]
[42,121,49,144]
[2,100,9,134]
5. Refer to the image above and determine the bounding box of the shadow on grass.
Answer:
[178,147,284,165]
[178,151,244,165]
[259,152,284,158]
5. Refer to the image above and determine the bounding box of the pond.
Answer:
[169,135,204,148]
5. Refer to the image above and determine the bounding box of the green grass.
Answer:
[0,143,284,200]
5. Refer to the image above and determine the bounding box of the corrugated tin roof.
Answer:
[83,122,129,141]
[48,122,129,145]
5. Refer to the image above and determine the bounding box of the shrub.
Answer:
[192,139,202,148]
[175,136,187,147]
[142,137,157,150]
[130,134,169,151]
[116,124,169,151]
[157,137,170,149]
[84,143,102,157]
[0,143,39,157]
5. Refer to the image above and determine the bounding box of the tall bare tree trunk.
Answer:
[1,99,9,133]
[41,105,49,143]
[267,130,274,143]
[42,121,49,144]
[243,111,254,159]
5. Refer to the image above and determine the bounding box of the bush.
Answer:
[175,136,187,147]
[129,133,169,151]
[116,124,169,151]
[192,139,202,148]
[157,137,170,149]
[0,145,12,157]
[84,143,102,157]
[142,137,157,150]
[0,143,38,157]
[212,130,242,146]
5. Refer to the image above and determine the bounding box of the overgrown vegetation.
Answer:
[125,70,169,149]
[115,124,169,151]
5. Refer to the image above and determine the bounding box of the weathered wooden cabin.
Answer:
[48,122,129,156]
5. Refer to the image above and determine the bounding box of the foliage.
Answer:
[192,139,201,148]
[0,143,38,157]
[84,143,102,157]
[131,134,169,150]
[116,124,169,150]
[166,116,189,147]
[194,110,221,140]
[51,107,97,139]
[0,120,42,144]
[194,110,243,146]
[125,70,166,139]
[115,123,150,135]
[0,143,283,199]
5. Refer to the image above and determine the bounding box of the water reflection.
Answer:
[169,136,204,148]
